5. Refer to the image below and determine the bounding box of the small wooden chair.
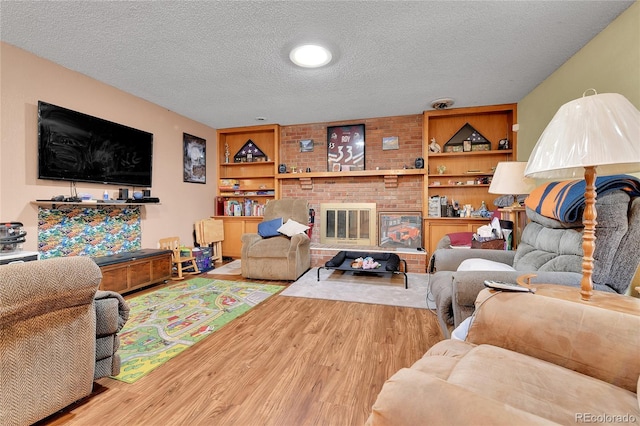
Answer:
[159,236,200,280]
[195,218,224,264]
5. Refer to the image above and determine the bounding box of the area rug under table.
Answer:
[112,277,283,383]
[207,259,242,275]
[281,268,436,309]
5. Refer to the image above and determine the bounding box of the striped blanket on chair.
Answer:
[525,174,640,222]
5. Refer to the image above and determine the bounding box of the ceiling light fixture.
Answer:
[431,98,455,110]
[289,44,332,68]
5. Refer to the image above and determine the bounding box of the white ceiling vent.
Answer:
[431,98,455,110]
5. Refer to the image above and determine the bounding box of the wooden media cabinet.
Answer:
[93,249,172,294]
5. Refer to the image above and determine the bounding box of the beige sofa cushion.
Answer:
[368,341,640,425]
[469,287,640,392]
[446,343,638,423]
[246,235,294,258]
[366,366,554,425]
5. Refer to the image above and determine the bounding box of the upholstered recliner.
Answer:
[430,190,640,338]
[241,198,311,281]
[0,256,129,426]
[367,286,640,425]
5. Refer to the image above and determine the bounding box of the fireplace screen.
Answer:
[320,203,376,246]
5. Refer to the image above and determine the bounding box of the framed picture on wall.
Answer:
[378,212,423,248]
[183,133,206,183]
[300,139,314,152]
[327,123,365,171]
[382,136,399,150]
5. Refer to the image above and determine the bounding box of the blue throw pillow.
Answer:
[258,217,283,238]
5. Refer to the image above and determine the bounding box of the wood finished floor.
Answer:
[38,269,444,426]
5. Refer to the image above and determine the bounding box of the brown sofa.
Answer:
[0,256,129,426]
[367,285,640,425]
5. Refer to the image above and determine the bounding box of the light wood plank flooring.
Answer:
[38,270,443,426]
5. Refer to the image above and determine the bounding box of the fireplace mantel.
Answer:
[277,168,425,189]
[276,168,425,179]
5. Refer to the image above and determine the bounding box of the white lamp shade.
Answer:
[525,92,640,179]
[489,161,537,195]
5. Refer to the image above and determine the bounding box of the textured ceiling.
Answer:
[0,1,634,128]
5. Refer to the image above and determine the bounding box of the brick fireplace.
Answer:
[278,114,428,272]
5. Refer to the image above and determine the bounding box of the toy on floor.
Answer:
[351,256,381,269]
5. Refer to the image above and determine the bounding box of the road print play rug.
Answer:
[112,278,283,383]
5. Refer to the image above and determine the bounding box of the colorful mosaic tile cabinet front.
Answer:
[38,206,141,259]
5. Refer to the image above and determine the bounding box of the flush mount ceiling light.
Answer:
[431,98,455,110]
[289,44,332,68]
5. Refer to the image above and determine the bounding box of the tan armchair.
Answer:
[0,256,129,426]
[241,199,311,281]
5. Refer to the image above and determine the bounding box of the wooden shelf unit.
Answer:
[216,124,280,212]
[216,125,280,258]
[214,216,262,259]
[423,104,517,253]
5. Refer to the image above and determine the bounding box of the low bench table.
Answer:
[93,249,172,294]
[318,251,408,289]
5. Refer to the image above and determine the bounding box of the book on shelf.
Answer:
[219,179,240,191]
[219,190,274,196]
[221,199,265,217]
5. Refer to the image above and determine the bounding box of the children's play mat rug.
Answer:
[113,278,283,383]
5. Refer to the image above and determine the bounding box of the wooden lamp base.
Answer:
[580,166,597,301]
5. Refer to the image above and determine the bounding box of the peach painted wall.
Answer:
[0,42,218,253]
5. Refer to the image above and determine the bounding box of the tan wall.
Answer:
[0,42,218,252]
[517,1,640,161]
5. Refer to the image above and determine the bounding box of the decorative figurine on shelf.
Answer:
[437,165,447,174]
[478,200,491,218]
[429,138,441,153]
[224,142,230,163]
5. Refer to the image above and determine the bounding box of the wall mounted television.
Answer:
[38,101,154,187]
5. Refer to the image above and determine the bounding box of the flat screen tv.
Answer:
[38,101,153,187]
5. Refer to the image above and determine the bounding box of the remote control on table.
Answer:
[484,280,536,293]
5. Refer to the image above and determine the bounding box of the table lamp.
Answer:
[488,161,537,207]
[524,90,640,301]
